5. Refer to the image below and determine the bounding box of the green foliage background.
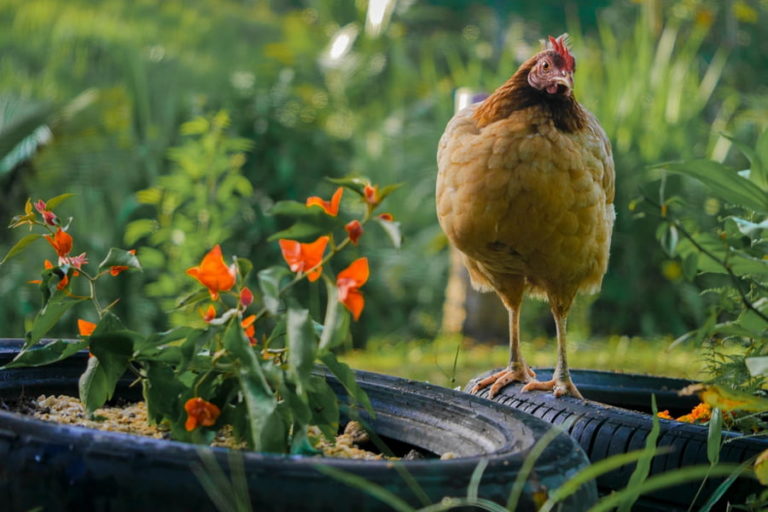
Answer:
[1,0,767,345]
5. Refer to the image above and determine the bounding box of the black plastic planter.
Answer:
[0,341,596,512]
[468,368,767,511]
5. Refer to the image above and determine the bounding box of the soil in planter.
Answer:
[9,394,432,461]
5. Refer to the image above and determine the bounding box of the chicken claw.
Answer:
[471,364,536,398]
[522,377,583,399]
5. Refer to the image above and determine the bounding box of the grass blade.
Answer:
[467,458,488,501]
[315,465,417,512]
[617,395,661,512]
[588,464,745,512]
[539,446,673,512]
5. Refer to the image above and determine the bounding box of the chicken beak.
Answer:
[550,75,573,96]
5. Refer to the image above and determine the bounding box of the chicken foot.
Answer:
[521,299,583,399]
[471,296,535,398]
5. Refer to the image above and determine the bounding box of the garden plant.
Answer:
[0,176,401,453]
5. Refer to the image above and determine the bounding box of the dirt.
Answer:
[19,394,394,460]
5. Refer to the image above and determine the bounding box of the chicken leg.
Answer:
[471,278,536,398]
[522,293,583,398]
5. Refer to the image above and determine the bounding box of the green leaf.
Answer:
[134,326,194,358]
[287,304,317,396]
[319,352,373,416]
[707,408,723,465]
[269,200,316,217]
[268,221,332,242]
[25,291,86,348]
[319,275,350,352]
[98,248,142,273]
[307,375,340,439]
[222,318,282,452]
[175,289,210,310]
[326,176,369,196]
[662,160,768,214]
[1,234,42,265]
[235,257,253,281]
[258,266,290,315]
[377,183,403,202]
[0,102,55,167]
[374,217,403,249]
[123,219,157,246]
[3,339,87,368]
[682,252,699,281]
[45,193,76,210]
[143,361,186,424]
[730,216,768,237]
[79,313,137,412]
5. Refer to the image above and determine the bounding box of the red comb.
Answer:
[548,35,574,72]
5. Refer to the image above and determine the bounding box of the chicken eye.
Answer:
[542,61,549,70]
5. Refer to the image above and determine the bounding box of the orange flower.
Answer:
[337,257,369,321]
[240,287,254,308]
[306,187,343,216]
[363,184,380,206]
[201,304,216,323]
[378,212,394,222]
[279,236,329,282]
[345,220,363,245]
[110,249,137,276]
[242,314,257,345]
[34,200,57,226]
[45,228,73,258]
[78,319,97,336]
[186,245,237,300]
[184,397,221,431]
[657,410,673,420]
[37,259,69,290]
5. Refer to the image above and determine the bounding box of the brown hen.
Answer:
[436,35,615,399]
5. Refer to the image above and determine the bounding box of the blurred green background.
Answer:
[1,0,767,386]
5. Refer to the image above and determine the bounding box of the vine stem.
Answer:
[645,196,768,325]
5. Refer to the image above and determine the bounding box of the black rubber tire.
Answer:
[0,340,596,511]
[467,368,767,511]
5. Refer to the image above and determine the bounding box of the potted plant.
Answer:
[0,181,596,511]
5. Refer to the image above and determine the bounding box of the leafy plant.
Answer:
[0,176,400,453]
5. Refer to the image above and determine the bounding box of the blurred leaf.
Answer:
[319,352,373,416]
[682,252,699,281]
[124,219,158,246]
[746,356,768,378]
[143,361,186,424]
[707,408,722,465]
[0,234,42,265]
[45,193,76,210]
[377,183,403,202]
[25,291,86,348]
[730,216,768,237]
[175,289,210,310]
[662,160,768,214]
[287,303,316,396]
[307,375,339,440]
[79,313,137,412]
[235,257,253,281]
[374,217,403,249]
[697,384,768,413]
[258,266,291,315]
[3,339,87,368]
[326,176,369,196]
[98,248,142,273]
[0,100,55,175]
[755,449,768,486]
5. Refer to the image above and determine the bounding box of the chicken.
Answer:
[436,35,614,399]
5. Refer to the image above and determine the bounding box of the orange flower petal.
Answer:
[45,228,73,258]
[306,187,344,216]
[363,185,379,206]
[186,245,237,300]
[202,305,216,323]
[341,289,365,321]
[78,319,97,336]
[378,212,394,222]
[338,257,369,286]
[345,220,363,245]
[279,236,329,281]
[240,287,254,307]
[184,397,221,431]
